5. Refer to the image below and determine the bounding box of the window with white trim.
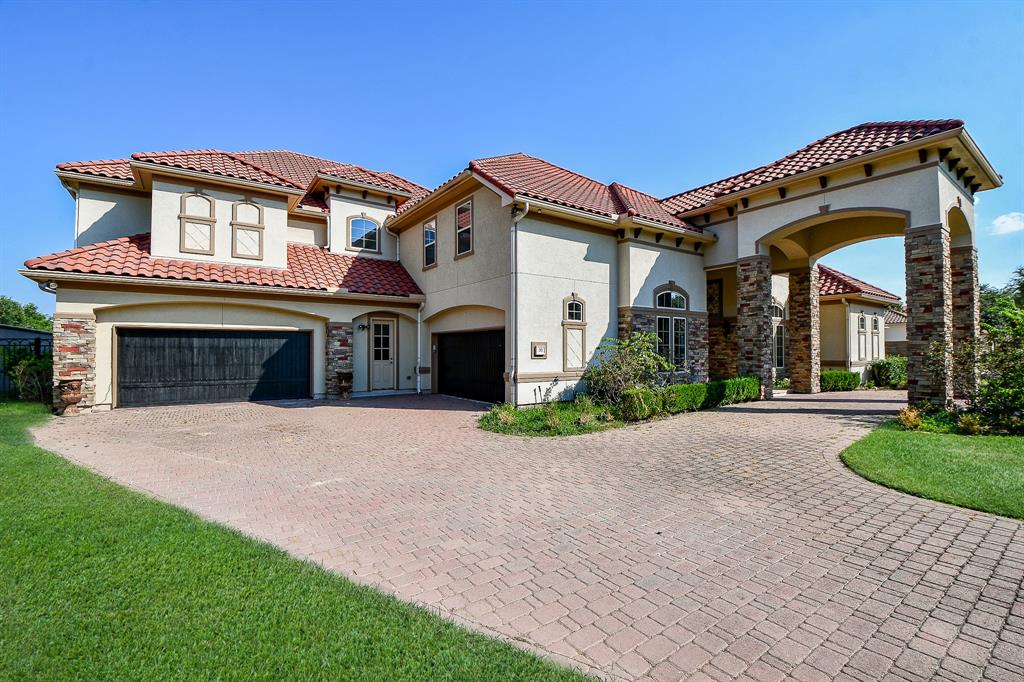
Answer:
[656,290,687,310]
[656,316,687,369]
[562,295,586,371]
[423,218,436,268]
[455,199,473,257]
[773,324,786,369]
[349,216,379,251]
[179,192,215,255]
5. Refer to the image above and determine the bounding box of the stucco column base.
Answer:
[905,224,954,406]
[736,255,774,399]
[787,264,821,393]
[52,314,97,412]
[325,322,354,399]
[951,245,981,399]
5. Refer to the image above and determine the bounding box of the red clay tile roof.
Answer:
[56,159,134,182]
[884,308,907,325]
[58,149,426,213]
[662,119,964,214]
[817,265,900,302]
[465,153,698,230]
[24,234,422,297]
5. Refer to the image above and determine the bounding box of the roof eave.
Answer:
[385,170,476,230]
[55,170,138,191]
[19,269,424,302]
[629,216,716,242]
[129,160,305,196]
[314,172,414,199]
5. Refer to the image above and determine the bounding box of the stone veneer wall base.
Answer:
[736,256,774,399]
[325,322,354,399]
[905,224,954,405]
[52,314,96,413]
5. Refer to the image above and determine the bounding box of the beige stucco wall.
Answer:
[847,301,887,377]
[287,216,327,246]
[150,177,290,268]
[53,285,419,408]
[76,185,151,246]
[352,311,419,393]
[885,322,907,343]
[515,216,618,404]
[327,190,399,259]
[617,240,707,313]
[820,302,848,369]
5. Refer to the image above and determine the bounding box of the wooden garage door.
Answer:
[437,329,504,403]
[117,329,311,407]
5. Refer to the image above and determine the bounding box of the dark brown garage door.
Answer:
[437,329,505,403]
[117,329,311,407]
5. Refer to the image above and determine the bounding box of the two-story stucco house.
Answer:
[22,119,1000,410]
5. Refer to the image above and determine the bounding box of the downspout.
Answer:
[416,301,424,395]
[509,200,530,404]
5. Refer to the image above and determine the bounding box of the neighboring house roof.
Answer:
[817,264,901,302]
[884,309,908,325]
[58,149,427,213]
[0,324,52,337]
[661,119,964,214]
[24,234,422,297]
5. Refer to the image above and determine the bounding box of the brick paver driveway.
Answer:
[35,391,1023,681]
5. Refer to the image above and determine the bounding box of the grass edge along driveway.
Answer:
[841,421,1024,520]
[0,401,589,681]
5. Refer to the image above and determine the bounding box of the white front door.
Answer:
[370,319,395,390]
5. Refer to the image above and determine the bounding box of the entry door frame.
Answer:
[368,316,397,391]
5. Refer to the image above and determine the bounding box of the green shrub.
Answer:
[662,383,707,414]
[619,386,660,421]
[870,355,907,388]
[582,332,671,405]
[821,370,860,392]
[774,377,791,390]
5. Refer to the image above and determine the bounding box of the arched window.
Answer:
[656,290,687,310]
[179,192,215,255]
[858,314,866,331]
[652,284,689,369]
[231,200,264,260]
[562,295,586,371]
[871,316,880,332]
[771,303,785,319]
[348,216,380,252]
[858,314,867,360]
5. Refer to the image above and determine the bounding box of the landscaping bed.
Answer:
[0,401,588,681]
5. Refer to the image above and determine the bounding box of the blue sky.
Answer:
[1,0,1021,312]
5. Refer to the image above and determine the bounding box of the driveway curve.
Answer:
[34,391,1024,681]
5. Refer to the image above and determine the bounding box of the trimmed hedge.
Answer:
[661,375,761,415]
[821,370,860,392]
[870,355,907,388]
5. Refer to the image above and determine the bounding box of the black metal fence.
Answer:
[0,337,53,398]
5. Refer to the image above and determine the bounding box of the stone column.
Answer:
[52,314,96,412]
[951,245,980,398]
[325,322,354,399]
[905,224,953,405]
[787,264,821,393]
[687,314,709,383]
[736,255,774,398]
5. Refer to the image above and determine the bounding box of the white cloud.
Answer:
[991,212,1024,236]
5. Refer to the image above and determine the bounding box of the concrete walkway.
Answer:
[34,391,1024,681]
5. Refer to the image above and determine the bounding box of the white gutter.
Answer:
[416,301,424,395]
[509,200,531,404]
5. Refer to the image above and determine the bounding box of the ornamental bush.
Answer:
[619,386,661,421]
[661,375,760,415]
[870,355,907,389]
[820,370,860,392]
[582,332,671,405]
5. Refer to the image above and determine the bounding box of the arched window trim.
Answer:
[348,214,381,253]
[179,191,216,256]
[653,282,689,310]
[562,294,587,372]
[770,302,786,320]
[871,315,880,332]
[231,199,265,260]
[858,313,867,331]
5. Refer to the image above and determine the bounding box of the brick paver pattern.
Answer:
[35,391,1024,681]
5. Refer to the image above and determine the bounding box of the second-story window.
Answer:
[455,199,473,257]
[179,192,216,255]
[349,216,379,252]
[423,218,436,268]
[231,200,264,260]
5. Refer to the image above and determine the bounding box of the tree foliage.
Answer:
[0,296,52,332]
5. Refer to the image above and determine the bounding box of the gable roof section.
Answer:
[884,309,907,325]
[451,153,696,230]
[817,264,900,302]
[132,150,303,188]
[24,234,422,297]
[661,119,964,215]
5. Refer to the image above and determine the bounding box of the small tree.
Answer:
[582,331,670,405]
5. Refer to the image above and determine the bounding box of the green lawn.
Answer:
[479,400,621,437]
[0,401,588,681]
[841,422,1024,519]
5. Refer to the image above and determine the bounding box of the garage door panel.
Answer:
[117,329,310,407]
[437,330,504,403]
